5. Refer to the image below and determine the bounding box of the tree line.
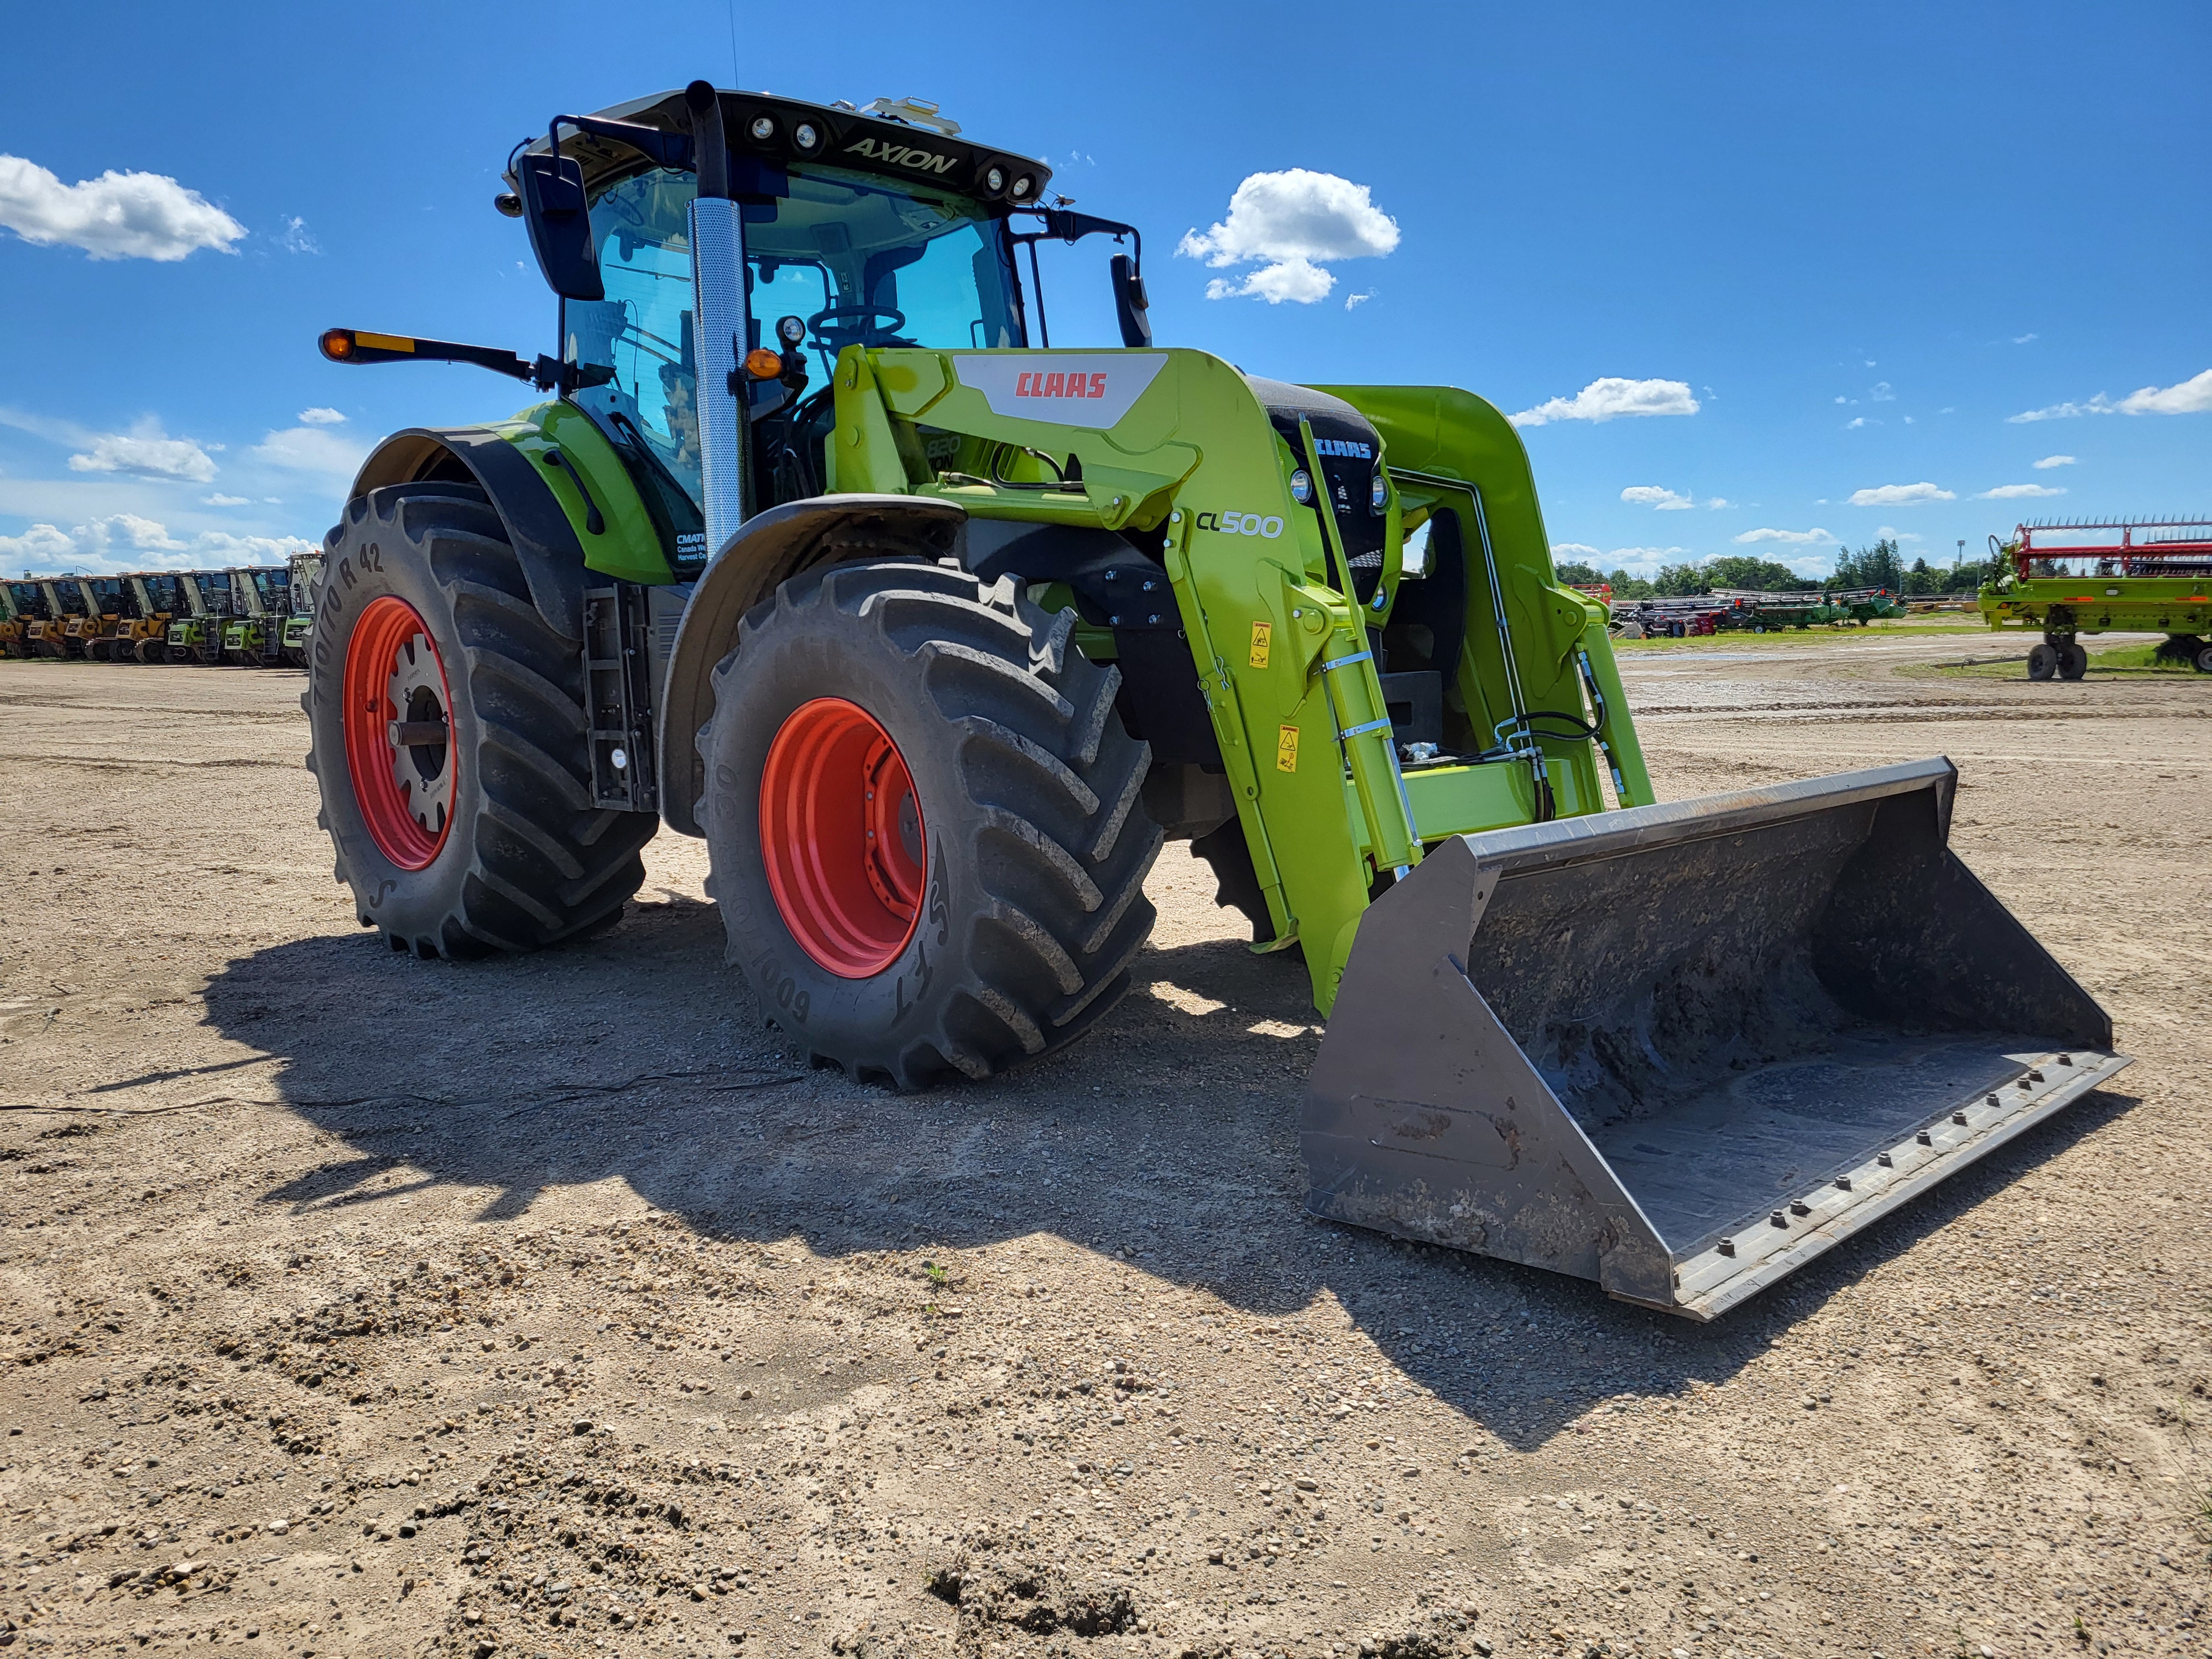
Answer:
[1556,538,1999,601]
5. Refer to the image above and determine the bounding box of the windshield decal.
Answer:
[955,353,1168,428]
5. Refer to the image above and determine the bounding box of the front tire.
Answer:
[698,557,1161,1088]
[303,482,655,959]
[2027,642,2057,680]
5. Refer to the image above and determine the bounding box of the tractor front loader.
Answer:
[302,81,2125,1317]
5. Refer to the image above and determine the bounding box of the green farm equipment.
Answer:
[1981,519,2212,679]
[220,566,292,665]
[304,81,2126,1317]
[281,552,324,666]
[166,571,234,664]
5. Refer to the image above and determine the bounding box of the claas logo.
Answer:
[1016,371,1110,399]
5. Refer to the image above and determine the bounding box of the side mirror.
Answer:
[1111,254,1151,349]
[518,147,604,302]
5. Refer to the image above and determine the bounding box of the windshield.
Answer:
[567,161,1024,510]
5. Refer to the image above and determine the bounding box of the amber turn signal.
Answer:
[744,348,784,380]
[320,328,356,361]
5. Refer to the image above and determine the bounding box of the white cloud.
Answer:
[1734,526,1835,546]
[1206,257,1333,304]
[2117,369,2212,415]
[1705,498,1733,510]
[1875,527,1923,542]
[250,424,371,479]
[1848,482,1954,507]
[2013,333,2038,345]
[1510,377,1699,429]
[1976,483,2067,499]
[65,424,219,484]
[2009,368,2212,421]
[1598,545,1693,572]
[296,407,347,426]
[0,153,245,261]
[1845,416,1874,429]
[1180,169,1398,306]
[1344,291,1373,311]
[0,522,78,564]
[2032,454,2075,469]
[279,216,320,255]
[1620,486,1695,511]
[1870,381,1895,402]
[0,513,312,575]
[1550,542,1604,560]
[202,492,251,506]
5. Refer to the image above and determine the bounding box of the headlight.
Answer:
[1370,473,1388,512]
[1290,469,1314,505]
[984,164,1007,194]
[749,115,776,143]
[792,121,822,153]
[1010,175,1035,200]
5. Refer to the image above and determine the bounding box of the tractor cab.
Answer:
[316,87,1144,578]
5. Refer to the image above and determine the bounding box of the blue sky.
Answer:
[2,0,2205,578]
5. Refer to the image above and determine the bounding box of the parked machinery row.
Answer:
[0,559,322,666]
[1609,586,1908,638]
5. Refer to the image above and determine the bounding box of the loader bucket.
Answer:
[1301,758,2129,1319]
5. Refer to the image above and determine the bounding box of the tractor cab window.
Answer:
[570,166,706,514]
[745,164,1024,374]
[566,158,1024,515]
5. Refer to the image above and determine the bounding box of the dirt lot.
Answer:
[3,633,2208,1659]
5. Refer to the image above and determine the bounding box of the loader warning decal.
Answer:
[955,352,1168,427]
[1276,724,1299,771]
[1248,620,1272,669]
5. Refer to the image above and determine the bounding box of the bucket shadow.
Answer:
[202,894,2138,1451]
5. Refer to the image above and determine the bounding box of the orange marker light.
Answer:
[744,348,784,380]
[320,328,355,361]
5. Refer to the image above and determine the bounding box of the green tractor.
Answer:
[164,571,234,664]
[281,552,324,666]
[220,566,292,665]
[307,82,2126,1318]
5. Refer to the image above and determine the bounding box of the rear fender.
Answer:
[655,495,967,838]
[347,427,592,645]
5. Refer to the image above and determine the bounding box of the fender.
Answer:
[347,427,588,644]
[657,494,966,838]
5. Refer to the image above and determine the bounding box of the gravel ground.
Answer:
[1,632,2207,1659]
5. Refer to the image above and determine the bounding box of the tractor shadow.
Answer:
[202,890,2138,1452]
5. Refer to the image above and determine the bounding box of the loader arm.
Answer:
[830,347,1652,1011]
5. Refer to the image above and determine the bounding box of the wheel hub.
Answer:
[342,596,457,870]
[759,697,926,978]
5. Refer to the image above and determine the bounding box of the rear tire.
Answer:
[2027,642,2057,680]
[303,482,655,959]
[2057,641,2088,680]
[697,556,1161,1089]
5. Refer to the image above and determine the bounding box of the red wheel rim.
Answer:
[342,596,456,870]
[759,697,927,978]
